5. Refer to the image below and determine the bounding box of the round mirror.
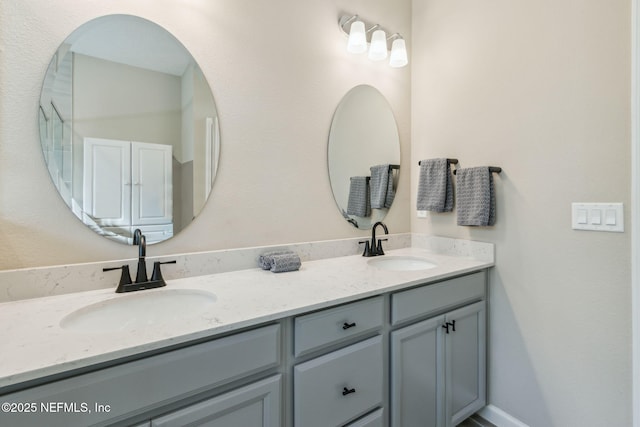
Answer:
[328,85,401,229]
[38,15,220,245]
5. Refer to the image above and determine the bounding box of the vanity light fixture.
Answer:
[339,14,408,68]
[368,29,388,61]
[389,35,408,68]
[346,17,367,54]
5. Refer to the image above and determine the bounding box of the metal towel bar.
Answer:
[453,166,502,175]
[418,158,458,166]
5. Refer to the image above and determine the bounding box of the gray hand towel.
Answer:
[370,164,396,209]
[416,158,454,212]
[346,176,371,217]
[258,250,295,270]
[270,253,302,273]
[455,167,496,226]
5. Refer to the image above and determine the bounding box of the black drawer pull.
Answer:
[342,387,356,396]
[342,322,357,330]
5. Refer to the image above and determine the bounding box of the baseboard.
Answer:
[477,405,529,427]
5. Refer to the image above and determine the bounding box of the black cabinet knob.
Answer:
[342,387,356,396]
[342,322,357,330]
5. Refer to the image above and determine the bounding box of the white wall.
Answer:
[411,0,631,426]
[0,0,411,269]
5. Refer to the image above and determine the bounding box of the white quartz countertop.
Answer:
[0,247,492,389]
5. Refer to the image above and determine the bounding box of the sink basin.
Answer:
[60,289,217,333]
[367,256,437,271]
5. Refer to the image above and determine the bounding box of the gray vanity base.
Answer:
[0,270,487,427]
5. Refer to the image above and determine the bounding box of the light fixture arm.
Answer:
[339,15,359,35]
[339,15,384,40]
[366,24,381,35]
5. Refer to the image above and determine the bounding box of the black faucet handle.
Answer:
[151,260,177,283]
[359,240,372,257]
[104,265,133,292]
[376,238,388,256]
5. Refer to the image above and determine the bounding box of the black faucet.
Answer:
[103,229,175,293]
[359,221,389,257]
[133,228,148,283]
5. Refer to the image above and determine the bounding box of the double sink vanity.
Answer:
[0,235,493,427]
[6,9,498,427]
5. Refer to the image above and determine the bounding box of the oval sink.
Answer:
[60,289,217,333]
[367,256,437,271]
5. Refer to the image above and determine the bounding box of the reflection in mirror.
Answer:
[328,85,401,229]
[39,15,220,245]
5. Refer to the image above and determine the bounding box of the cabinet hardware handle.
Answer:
[342,387,356,396]
[342,322,357,330]
[442,321,456,334]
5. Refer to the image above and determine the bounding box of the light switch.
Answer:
[572,203,623,232]
[577,209,588,224]
[417,210,427,218]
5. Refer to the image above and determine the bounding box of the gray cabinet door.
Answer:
[151,375,281,427]
[445,301,486,427]
[390,316,445,427]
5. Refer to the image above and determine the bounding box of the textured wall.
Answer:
[0,0,411,269]
[411,0,632,425]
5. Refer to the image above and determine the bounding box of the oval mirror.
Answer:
[38,15,220,245]
[328,85,400,229]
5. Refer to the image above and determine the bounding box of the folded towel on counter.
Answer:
[455,167,496,226]
[258,250,294,270]
[258,250,302,272]
[370,164,396,209]
[270,253,302,273]
[346,176,371,217]
[416,158,454,212]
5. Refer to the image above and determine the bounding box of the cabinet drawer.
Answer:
[346,408,385,427]
[391,271,485,325]
[152,375,281,427]
[1,325,280,427]
[294,336,383,427]
[294,296,383,356]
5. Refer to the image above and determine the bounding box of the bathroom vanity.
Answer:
[0,244,491,427]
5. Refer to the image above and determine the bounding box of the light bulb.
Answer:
[389,38,408,68]
[347,20,367,54]
[368,29,388,61]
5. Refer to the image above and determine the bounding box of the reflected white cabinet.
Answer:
[83,137,131,226]
[83,137,173,242]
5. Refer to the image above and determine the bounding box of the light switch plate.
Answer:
[417,210,427,218]
[572,203,624,232]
